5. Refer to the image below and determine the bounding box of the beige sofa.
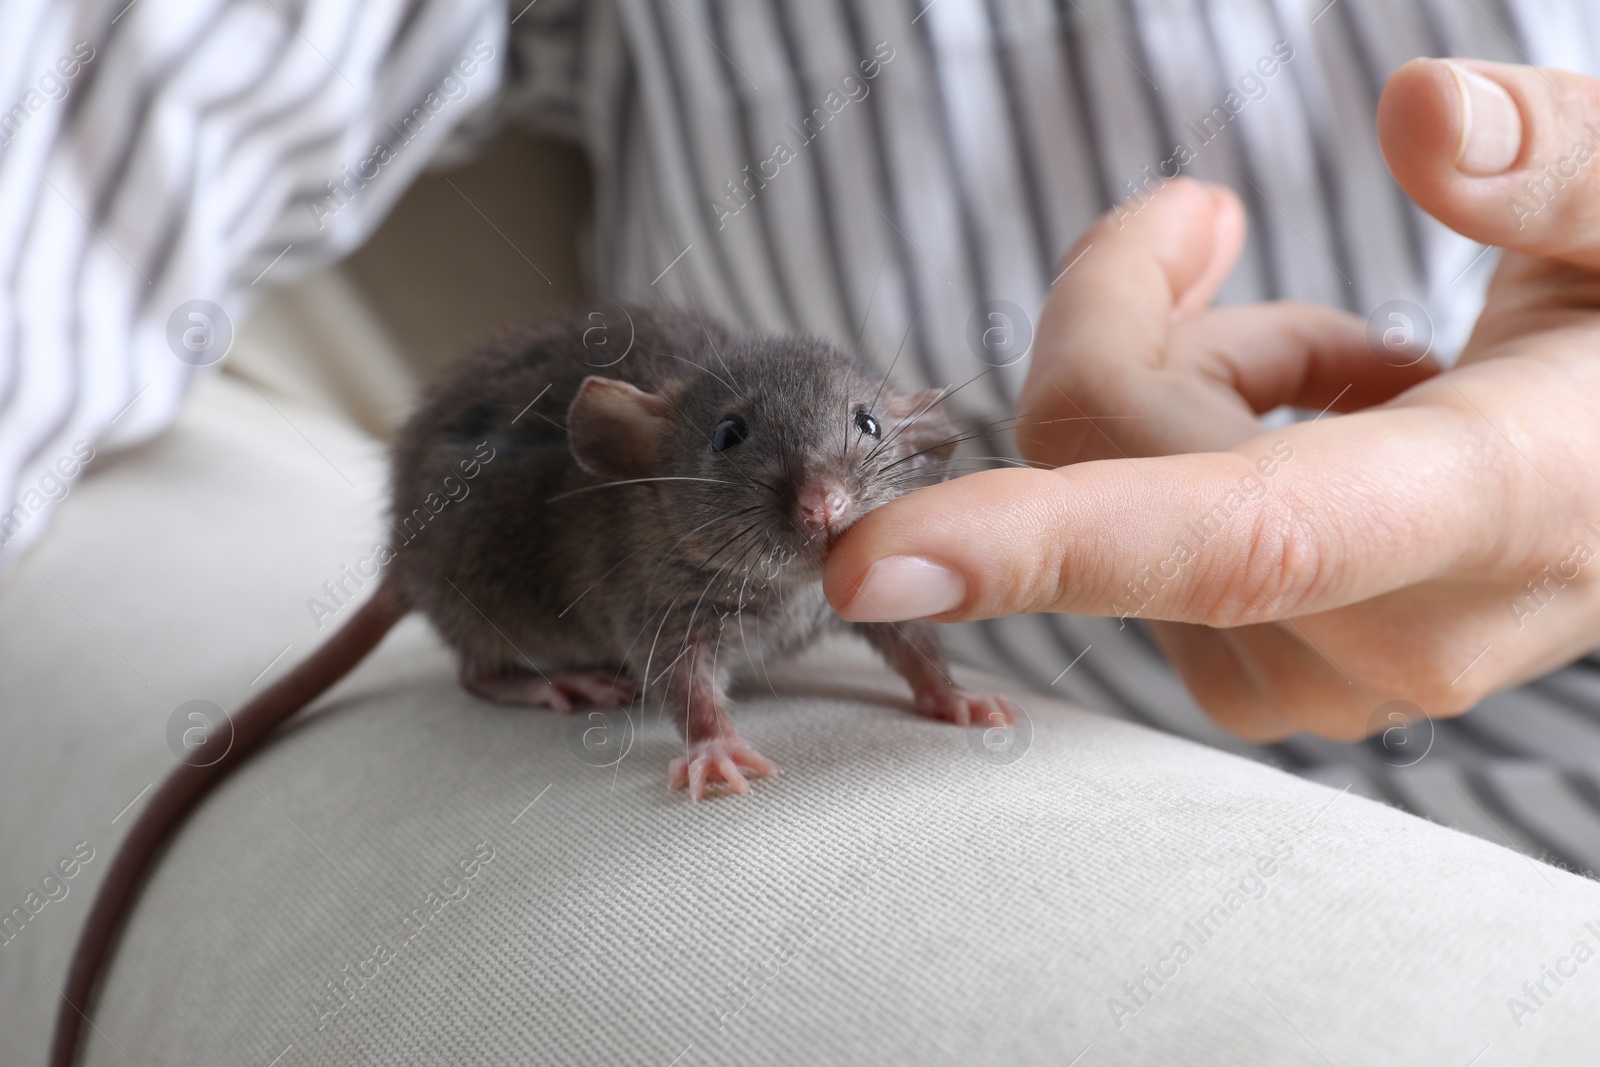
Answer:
[6,133,1600,1067]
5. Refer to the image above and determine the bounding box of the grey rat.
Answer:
[392,303,1015,792]
[53,304,1014,1066]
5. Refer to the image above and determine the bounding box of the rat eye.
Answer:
[853,409,880,439]
[711,415,749,452]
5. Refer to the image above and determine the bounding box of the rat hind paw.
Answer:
[914,688,1019,728]
[463,665,634,714]
[545,670,636,709]
[668,735,777,800]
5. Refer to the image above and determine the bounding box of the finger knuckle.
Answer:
[1399,658,1485,717]
[1339,630,1483,719]
[1191,498,1329,627]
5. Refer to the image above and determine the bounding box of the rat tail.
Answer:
[50,576,411,1067]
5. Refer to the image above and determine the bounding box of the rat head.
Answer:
[565,336,957,575]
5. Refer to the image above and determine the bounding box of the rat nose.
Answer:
[796,482,851,535]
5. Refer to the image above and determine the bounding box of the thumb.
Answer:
[1378,57,1600,268]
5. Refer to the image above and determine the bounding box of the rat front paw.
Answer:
[668,735,778,800]
[914,688,1019,728]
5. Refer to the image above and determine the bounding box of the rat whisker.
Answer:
[694,517,769,573]
[626,543,741,713]
[558,505,762,617]
[871,465,1022,491]
[856,250,889,352]
[636,589,686,710]
[860,380,955,469]
[630,503,758,603]
[749,564,782,700]
[864,359,1010,462]
[862,362,1090,468]
[625,547,731,699]
[644,347,742,400]
[731,526,772,581]
[688,543,755,627]
[865,412,995,470]
[870,413,1119,477]
[945,411,1147,437]
[870,413,1106,477]
[673,548,755,692]
[874,471,961,490]
[863,294,921,430]
[864,415,1006,473]
[841,396,851,467]
[935,455,1052,468]
[641,513,765,602]
[546,476,746,502]
[869,465,1038,496]
[864,412,1143,479]
[682,290,746,397]
[650,518,767,605]
[912,411,1151,464]
[635,517,764,712]
[840,277,903,465]
[875,428,1007,475]
[734,557,760,667]
[648,642,694,687]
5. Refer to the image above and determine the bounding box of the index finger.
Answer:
[825,402,1506,627]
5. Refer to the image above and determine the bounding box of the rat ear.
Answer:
[884,388,958,464]
[567,376,674,481]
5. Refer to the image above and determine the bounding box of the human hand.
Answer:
[824,58,1600,742]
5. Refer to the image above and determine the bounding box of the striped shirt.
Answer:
[0,0,505,566]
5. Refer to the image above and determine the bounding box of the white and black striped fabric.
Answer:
[0,0,506,568]
[499,0,1600,873]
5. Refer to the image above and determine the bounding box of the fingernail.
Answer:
[1443,60,1521,175]
[837,556,965,622]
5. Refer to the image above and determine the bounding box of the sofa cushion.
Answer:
[6,374,1600,1067]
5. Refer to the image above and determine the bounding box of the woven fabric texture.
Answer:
[4,374,1598,1066]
